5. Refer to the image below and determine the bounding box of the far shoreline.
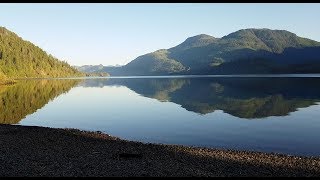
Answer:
[10,73,320,81]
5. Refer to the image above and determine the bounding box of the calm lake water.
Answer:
[2,75,320,157]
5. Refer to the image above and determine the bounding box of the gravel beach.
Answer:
[0,124,319,177]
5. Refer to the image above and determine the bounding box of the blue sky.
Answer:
[0,3,319,66]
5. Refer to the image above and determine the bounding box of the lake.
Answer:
[2,75,320,157]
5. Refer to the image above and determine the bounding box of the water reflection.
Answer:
[5,77,320,156]
[80,77,320,118]
[0,79,81,124]
[1,77,320,125]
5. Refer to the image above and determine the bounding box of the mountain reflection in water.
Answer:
[0,79,81,124]
[80,77,320,119]
[1,77,320,125]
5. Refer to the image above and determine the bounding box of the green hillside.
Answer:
[0,27,84,83]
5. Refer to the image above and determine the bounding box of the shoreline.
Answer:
[8,73,320,81]
[0,124,319,176]
[0,79,16,86]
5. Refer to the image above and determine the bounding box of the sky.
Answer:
[0,3,320,66]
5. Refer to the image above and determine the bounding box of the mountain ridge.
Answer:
[88,28,320,76]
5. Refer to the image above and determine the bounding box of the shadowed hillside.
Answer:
[89,28,320,75]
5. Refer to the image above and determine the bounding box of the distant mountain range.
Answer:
[73,64,119,74]
[77,28,320,76]
[0,27,84,84]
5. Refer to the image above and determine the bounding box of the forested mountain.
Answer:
[97,28,320,76]
[0,27,84,83]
